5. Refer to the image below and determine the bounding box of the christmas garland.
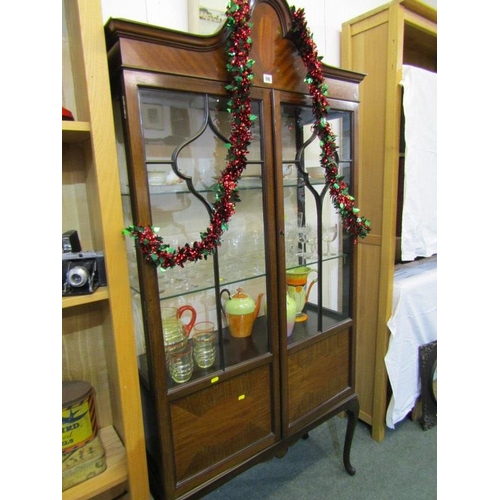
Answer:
[124,0,370,269]
[124,0,254,268]
[289,6,370,239]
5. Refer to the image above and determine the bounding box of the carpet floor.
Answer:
[200,415,437,500]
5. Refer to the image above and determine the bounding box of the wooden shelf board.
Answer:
[62,121,91,142]
[62,287,109,309]
[62,425,127,500]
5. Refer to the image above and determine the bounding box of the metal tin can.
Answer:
[62,381,98,453]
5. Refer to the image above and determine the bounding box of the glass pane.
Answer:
[281,103,352,342]
[127,88,268,388]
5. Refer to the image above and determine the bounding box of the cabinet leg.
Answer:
[343,397,359,476]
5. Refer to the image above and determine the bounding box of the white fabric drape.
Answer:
[385,256,437,428]
[400,65,437,261]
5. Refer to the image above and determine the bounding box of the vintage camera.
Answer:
[62,229,81,253]
[62,251,107,296]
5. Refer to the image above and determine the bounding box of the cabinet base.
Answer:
[149,395,359,500]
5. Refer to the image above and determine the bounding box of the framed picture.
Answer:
[142,103,164,130]
[188,0,226,34]
[199,5,225,34]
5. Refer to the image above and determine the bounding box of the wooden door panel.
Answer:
[287,330,350,426]
[171,366,273,482]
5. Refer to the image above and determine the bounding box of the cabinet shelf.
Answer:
[122,177,342,198]
[62,121,91,143]
[62,287,109,309]
[139,303,350,395]
[129,255,345,302]
[62,426,126,500]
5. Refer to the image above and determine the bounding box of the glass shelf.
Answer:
[121,175,350,197]
[128,253,345,302]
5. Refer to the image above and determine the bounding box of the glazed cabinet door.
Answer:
[114,72,280,495]
[273,92,356,434]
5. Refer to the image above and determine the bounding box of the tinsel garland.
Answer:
[124,0,370,269]
[124,0,254,268]
[289,6,370,239]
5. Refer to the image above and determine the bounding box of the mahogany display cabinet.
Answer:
[105,0,364,497]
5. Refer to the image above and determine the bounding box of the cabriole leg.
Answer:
[343,397,359,475]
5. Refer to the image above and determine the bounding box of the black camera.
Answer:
[62,229,82,253]
[62,251,107,296]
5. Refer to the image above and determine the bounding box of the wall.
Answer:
[100,0,437,67]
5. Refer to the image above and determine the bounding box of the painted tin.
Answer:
[62,381,98,453]
[62,434,106,491]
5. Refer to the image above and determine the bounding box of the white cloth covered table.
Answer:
[385,255,437,428]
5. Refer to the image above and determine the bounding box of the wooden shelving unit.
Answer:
[341,0,437,441]
[62,0,149,497]
[62,287,109,309]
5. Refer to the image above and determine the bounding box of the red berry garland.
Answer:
[124,0,370,269]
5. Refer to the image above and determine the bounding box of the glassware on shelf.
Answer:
[285,267,318,322]
[305,224,318,260]
[162,305,197,351]
[226,232,245,280]
[168,343,194,383]
[246,230,265,275]
[296,224,309,259]
[322,223,338,256]
[192,321,216,369]
[284,221,299,268]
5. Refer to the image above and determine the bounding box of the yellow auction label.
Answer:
[62,399,96,453]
